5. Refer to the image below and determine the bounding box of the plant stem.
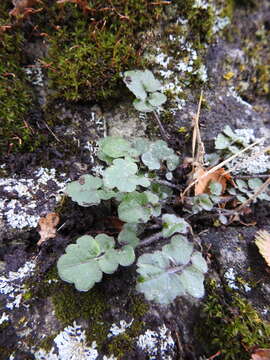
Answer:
[153,179,181,190]
[138,231,163,247]
[153,110,169,141]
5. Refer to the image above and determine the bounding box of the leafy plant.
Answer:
[136,234,207,304]
[122,69,169,140]
[122,70,167,112]
[57,135,208,304]
[57,234,135,291]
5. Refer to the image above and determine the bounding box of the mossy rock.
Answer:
[44,0,166,102]
[196,280,270,359]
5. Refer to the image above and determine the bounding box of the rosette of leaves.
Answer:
[97,136,179,172]
[65,174,116,206]
[136,235,208,304]
[228,178,270,203]
[57,234,135,291]
[122,69,167,112]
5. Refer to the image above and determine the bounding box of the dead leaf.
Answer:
[37,212,60,246]
[251,349,270,360]
[255,230,270,267]
[194,166,233,195]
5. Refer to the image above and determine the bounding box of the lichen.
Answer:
[196,280,270,360]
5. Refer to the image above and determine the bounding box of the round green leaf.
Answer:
[133,98,155,112]
[162,214,189,237]
[179,266,205,298]
[98,136,133,158]
[66,175,103,206]
[148,92,167,107]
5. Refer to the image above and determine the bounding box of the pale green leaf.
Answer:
[148,92,167,107]
[162,214,189,237]
[66,175,102,206]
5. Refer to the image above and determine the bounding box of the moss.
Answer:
[107,295,149,358]
[196,279,270,360]
[0,5,33,152]
[43,0,166,103]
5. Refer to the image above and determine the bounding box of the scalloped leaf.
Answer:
[148,91,167,107]
[133,98,155,112]
[162,214,189,238]
[118,223,140,248]
[141,140,178,170]
[215,133,230,149]
[191,251,208,273]
[136,236,207,304]
[118,195,151,223]
[66,175,103,207]
[123,70,148,100]
[98,136,133,159]
[116,245,135,266]
[163,235,193,265]
[103,158,150,192]
[57,235,103,291]
[179,266,205,298]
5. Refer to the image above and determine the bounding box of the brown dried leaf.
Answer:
[37,212,60,246]
[194,166,233,196]
[255,230,270,267]
[251,349,270,360]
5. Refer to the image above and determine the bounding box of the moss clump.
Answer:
[0,4,34,152]
[197,280,270,360]
[51,281,110,349]
[44,0,166,103]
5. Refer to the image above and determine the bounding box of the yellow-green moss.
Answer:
[43,0,166,103]
[0,4,34,152]
[196,280,270,360]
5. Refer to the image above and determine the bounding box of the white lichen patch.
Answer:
[0,168,69,229]
[136,324,175,360]
[34,322,117,360]
[0,260,36,310]
[107,319,134,338]
[227,129,270,175]
[224,268,251,292]
[24,62,45,87]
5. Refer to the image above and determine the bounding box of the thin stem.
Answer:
[153,110,169,141]
[138,231,163,247]
[153,179,181,191]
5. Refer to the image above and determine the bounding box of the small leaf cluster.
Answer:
[228,178,270,203]
[214,125,252,155]
[122,70,167,112]
[66,136,179,224]
[136,234,208,304]
[188,181,222,214]
[58,234,135,291]
[58,135,208,304]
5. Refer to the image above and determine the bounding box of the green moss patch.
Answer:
[44,1,166,102]
[197,280,270,360]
